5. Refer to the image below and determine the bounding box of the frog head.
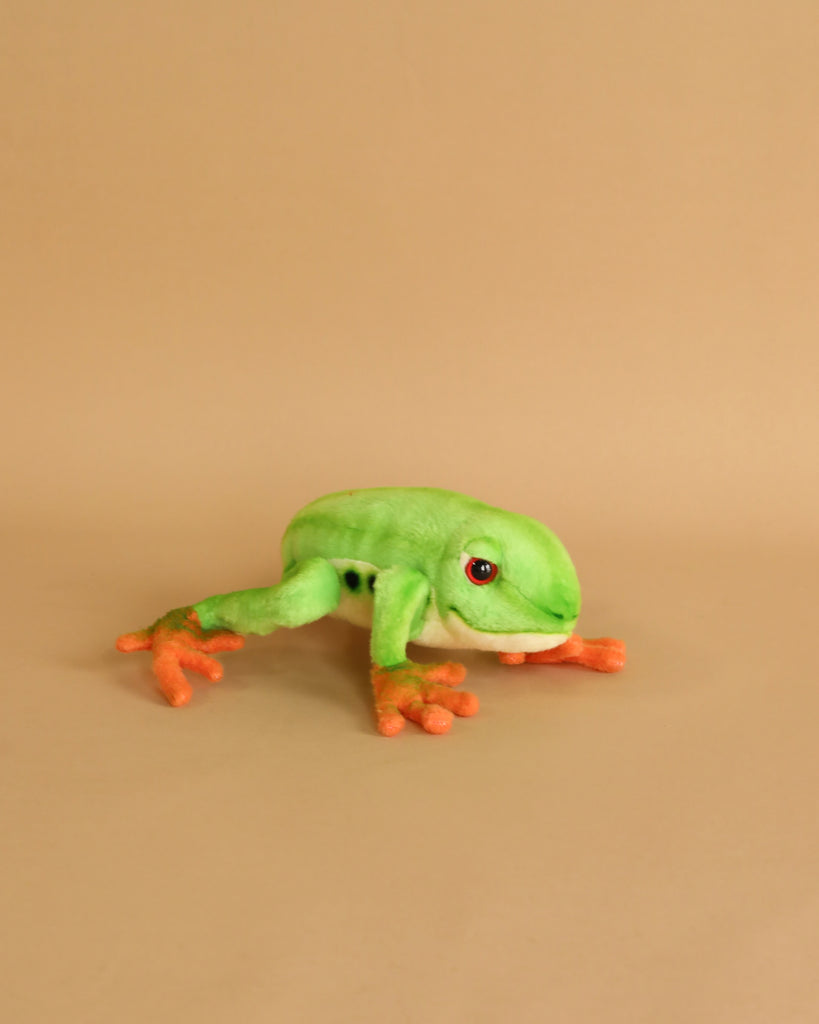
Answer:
[432,508,581,653]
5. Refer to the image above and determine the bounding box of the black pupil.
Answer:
[471,559,493,581]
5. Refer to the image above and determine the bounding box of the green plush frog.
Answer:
[117,487,625,735]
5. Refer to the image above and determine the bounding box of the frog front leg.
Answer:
[369,566,479,736]
[498,634,627,672]
[116,557,341,705]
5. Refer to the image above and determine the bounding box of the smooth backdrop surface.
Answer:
[2,3,818,1022]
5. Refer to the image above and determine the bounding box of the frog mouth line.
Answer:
[447,606,569,637]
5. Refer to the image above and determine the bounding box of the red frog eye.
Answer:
[464,557,498,585]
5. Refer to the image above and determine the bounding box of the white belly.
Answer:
[413,606,568,653]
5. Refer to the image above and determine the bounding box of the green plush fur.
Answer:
[194,487,580,665]
[117,487,627,733]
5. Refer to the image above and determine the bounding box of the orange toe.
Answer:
[116,631,152,653]
[375,698,406,737]
[161,679,194,707]
[377,713,406,737]
[453,691,480,717]
[423,683,479,717]
[195,633,246,654]
[153,649,194,706]
[418,704,454,734]
[420,661,467,686]
[576,638,627,672]
[179,648,225,682]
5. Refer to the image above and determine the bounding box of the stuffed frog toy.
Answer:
[117,487,625,735]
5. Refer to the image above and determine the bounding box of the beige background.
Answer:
[2,2,818,1021]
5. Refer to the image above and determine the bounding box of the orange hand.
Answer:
[116,607,245,706]
[370,661,479,737]
[499,634,626,673]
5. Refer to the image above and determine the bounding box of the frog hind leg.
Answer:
[194,557,341,636]
[117,558,341,706]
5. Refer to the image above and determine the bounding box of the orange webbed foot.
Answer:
[560,636,626,672]
[370,661,479,737]
[499,634,626,673]
[116,608,245,705]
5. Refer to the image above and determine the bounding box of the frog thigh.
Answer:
[195,557,341,635]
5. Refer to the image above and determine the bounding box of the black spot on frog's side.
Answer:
[344,570,360,591]
[367,574,376,592]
